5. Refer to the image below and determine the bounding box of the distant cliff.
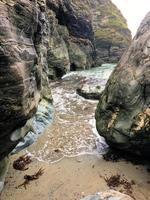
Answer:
[46,0,132,77]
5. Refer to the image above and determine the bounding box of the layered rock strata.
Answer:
[0,0,53,190]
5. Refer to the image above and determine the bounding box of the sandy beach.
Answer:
[1,69,150,200]
[1,152,150,200]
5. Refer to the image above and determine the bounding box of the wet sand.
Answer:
[1,153,150,200]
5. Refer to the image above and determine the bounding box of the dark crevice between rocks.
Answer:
[55,67,66,79]
[103,145,150,167]
[70,63,77,71]
[0,54,10,67]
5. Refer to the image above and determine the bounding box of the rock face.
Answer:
[0,0,53,160]
[0,0,55,191]
[0,0,131,190]
[47,0,131,75]
[96,12,150,157]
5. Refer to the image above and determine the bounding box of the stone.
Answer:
[81,190,134,200]
[95,12,150,157]
[77,84,104,100]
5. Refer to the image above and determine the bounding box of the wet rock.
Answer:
[74,64,115,100]
[81,190,134,200]
[96,12,150,157]
[77,84,104,100]
[12,99,54,153]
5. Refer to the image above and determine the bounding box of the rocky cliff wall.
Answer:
[96,12,150,157]
[1,0,42,160]
[46,0,131,76]
[0,0,55,187]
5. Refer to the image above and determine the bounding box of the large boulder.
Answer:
[95,12,150,157]
[77,84,103,100]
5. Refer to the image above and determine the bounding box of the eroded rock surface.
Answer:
[0,0,54,159]
[96,12,150,156]
[1,0,36,160]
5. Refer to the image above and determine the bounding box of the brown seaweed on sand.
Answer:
[13,154,32,171]
[17,168,44,189]
[105,174,135,198]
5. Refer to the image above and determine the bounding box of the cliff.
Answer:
[47,0,131,76]
[96,12,150,157]
[0,0,131,82]
[0,0,53,190]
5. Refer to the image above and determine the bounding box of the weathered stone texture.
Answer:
[0,0,52,160]
[96,12,150,156]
